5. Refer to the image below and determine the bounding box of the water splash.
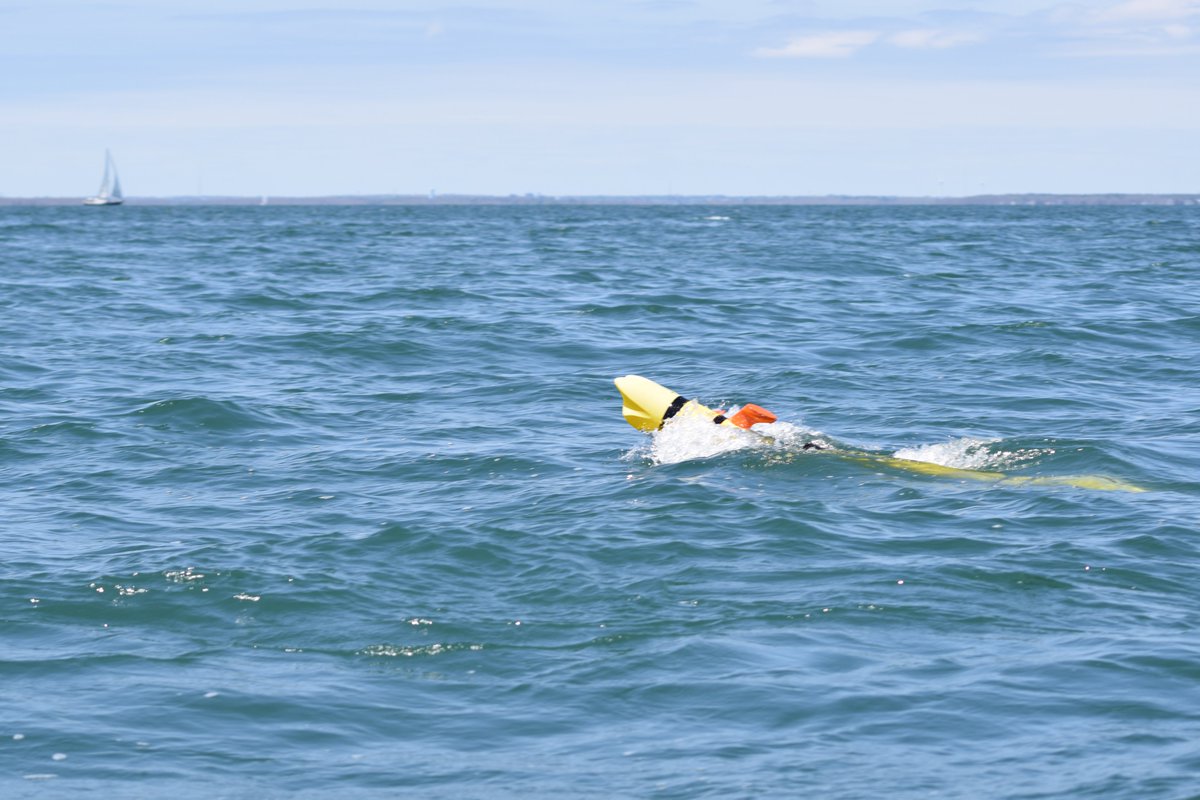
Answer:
[642,415,758,465]
[892,437,1053,472]
[635,413,829,466]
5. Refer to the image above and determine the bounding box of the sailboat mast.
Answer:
[108,151,123,200]
[100,150,113,197]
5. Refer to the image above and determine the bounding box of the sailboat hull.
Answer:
[83,197,123,206]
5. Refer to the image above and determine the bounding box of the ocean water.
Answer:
[1,204,1198,798]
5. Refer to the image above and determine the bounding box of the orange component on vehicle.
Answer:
[728,404,777,429]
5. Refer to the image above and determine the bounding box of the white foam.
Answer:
[893,436,1051,471]
[646,415,759,465]
[753,420,833,451]
[638,414,829,466]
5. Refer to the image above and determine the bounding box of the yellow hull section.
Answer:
[614,374,734,431]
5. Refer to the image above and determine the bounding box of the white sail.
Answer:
[85,150,124,205]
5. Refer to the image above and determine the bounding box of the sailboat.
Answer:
[84,150,124,206]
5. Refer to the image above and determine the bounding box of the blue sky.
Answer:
[4,0,1199,197]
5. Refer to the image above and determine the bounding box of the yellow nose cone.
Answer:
[614,375,681,431]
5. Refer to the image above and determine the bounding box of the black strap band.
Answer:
[661,395,688,426]
[712,414,727,425]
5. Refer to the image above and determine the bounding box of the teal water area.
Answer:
[1,205,1198,797]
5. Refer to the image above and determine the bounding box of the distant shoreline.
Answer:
[2,193,1198,207]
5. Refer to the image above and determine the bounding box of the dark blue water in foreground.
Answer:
[2,205,1199,798]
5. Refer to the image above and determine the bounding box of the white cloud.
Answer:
[749,3,1200,63]
[755,30,880,58]
[1053,0,1200,55]
[754,27,980,59]
[888,29,981,49]
[1095,0,1200,22]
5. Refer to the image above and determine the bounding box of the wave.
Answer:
[129,396,277,432]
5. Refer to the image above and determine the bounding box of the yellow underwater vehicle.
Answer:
[614,375,1144,492]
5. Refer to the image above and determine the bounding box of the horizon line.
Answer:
[2,191,1199,207]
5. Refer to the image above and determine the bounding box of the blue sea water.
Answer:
[1,204,1198,798]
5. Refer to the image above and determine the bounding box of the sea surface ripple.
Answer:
[1,205,1198,798]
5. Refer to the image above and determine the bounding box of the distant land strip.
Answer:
[3,193,1199,206]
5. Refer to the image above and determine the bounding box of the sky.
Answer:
[3,0,1199,197]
